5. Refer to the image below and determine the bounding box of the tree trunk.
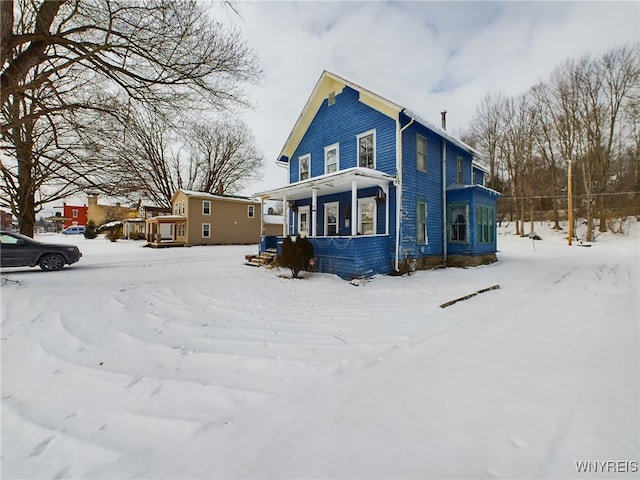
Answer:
[598,189,608,233]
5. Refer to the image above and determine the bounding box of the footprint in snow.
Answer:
[125,375,144,389]
[29,436,55,457]
[510,436,528,448]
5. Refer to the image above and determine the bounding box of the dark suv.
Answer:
[0,231,82,271]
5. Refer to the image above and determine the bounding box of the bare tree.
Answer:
[103,106,263,207]
[186,120,264,195]
[1,0,260,235]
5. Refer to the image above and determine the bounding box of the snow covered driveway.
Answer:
[2,224,638,478]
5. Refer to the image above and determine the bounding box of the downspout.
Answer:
[441,111,447,264]
[395,114,414,271]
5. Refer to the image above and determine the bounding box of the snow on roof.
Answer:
[177,189,259,204]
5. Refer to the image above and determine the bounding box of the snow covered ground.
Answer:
[2,219,639,479]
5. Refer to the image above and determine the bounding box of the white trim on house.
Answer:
[357,197,376,235]
[297,206,310,237]
[356,129,376,169]
[299,153,310,181]
[255,167,395,202]
[324,142,339,174]
[324,201,339,236]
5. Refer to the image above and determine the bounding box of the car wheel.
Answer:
[39,254,65,271]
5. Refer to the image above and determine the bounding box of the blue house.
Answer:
[256,71,500,279]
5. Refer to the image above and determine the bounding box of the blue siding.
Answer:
[310,236,392,279]
[269,77,501,278]
[446,186,499,256]
[289,86,397,184]
[399,121,446,260]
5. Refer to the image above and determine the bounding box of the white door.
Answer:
[298,206,310,237]
[358,198,376,235]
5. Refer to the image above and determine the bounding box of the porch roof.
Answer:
[255,167,396,201]
[145,215,186,224]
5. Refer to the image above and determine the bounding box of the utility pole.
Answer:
[567,160,573,245]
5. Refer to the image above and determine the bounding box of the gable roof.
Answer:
[277,70,484,166]
[171,189,259,204]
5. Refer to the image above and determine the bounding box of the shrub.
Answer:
[84,220,98,239]
[279,235,314,278]
[105,226,122,242]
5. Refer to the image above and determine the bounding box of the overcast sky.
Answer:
[210,1,639,196]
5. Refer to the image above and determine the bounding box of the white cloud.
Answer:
[212,1,639,195]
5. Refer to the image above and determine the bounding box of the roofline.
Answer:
[173,189,260,204]
[401,109,482,159]
[276,71,403,163]
[275,70,483,167]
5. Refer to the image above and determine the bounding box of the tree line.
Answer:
[1,0,263,236]
[466,44,640,242]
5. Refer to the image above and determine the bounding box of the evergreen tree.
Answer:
[84,220,98,239]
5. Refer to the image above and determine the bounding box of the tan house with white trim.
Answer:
[145,189,275,247]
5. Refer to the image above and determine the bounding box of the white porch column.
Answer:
[282,195,287,236]
[260,198,264,238]
[383,184,389,235]
[351,179,358,236]
[311,188,318,237]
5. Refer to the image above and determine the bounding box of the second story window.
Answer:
[417,135,427,172]
[357,130,375,169]
[299,154,310,181]
[202,200,211,215]
[457,157,464,184]
[324,143,339,174]
[247,205,255,218]
[72,209,78,218]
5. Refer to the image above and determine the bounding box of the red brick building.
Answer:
[63,203,88,228]
[1,210,13,229]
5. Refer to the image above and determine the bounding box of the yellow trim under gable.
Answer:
[279,71,403,161]
[281,77,345,160]
[359,91,401,121]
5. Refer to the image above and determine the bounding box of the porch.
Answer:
[262,234,392,279]
[145,215,187,248]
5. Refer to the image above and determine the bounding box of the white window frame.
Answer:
[247,205,255,218]
[324,201,339,236]
[202,200,211,215]
[324,143,339,174]
[357,197,376,235]
[299,153,310,181]
[417,200,428,244]
[448,204,468,243]
[417,134,427,172]
[202,223,211,238]
[357,129,376,169]
[72,209,78,218]
[297,206,310,237]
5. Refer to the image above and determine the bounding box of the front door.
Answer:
[298,206,310,237]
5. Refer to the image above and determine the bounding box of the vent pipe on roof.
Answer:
[441,110,447,130]
[217,183,224,195]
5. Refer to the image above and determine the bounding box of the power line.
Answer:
[498,191,640,201]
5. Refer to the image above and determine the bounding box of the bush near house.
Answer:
[84,220,98,239]
[280,235,314,279]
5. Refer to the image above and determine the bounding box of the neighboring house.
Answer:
[1,210,14,230]
[62,202,88,228]
[87,195,139,226]
[145,189,264,247]
[255,71,500,279]
[122,205,171,240]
